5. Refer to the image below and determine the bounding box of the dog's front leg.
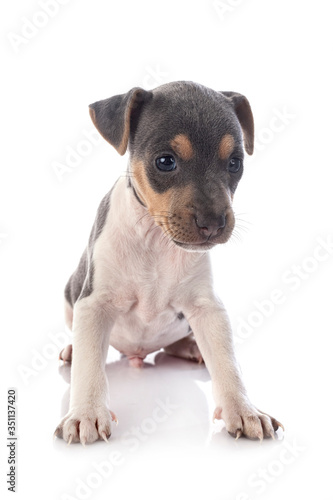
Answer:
[55,298,116,445]
[183,297,283,440]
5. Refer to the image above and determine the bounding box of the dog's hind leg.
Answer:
[163,333,204,364]
[59,299,73,362]
[64,298,73,331]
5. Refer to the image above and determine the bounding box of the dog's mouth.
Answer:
[151,208,235,252]
[172,239,215,251]
[172,231,232,252]
[159,215,235,251]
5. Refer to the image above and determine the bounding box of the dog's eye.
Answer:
[155,155,177,172]
[228,158,242,173]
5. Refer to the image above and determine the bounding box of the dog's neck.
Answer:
[112,177,205,271]
[126,174,146,208]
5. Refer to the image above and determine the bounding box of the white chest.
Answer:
[90,178,207,356]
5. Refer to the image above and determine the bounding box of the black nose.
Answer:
[194,214,226,238]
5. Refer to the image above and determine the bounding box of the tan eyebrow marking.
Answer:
[219,134,235,160]
[170,134,194,161]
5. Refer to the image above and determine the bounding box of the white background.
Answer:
[1,0,333,499]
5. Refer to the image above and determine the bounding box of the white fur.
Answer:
[55,177,283,443]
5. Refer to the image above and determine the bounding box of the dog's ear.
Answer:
[89,88,152,155]
[220,92,254,155]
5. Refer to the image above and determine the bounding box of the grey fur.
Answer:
[64,186,114,306]
[65,82,254,306]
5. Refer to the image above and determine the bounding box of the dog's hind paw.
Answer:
[163,333,204,363]
[54,405,118,445]
[59,344,72,363]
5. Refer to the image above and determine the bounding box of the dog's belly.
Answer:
[109,306,189,358]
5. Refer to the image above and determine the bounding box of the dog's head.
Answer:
[89,81,254,251]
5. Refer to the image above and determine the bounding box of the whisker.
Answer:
[234,213,252,226]
[134,213,151,227]
[235,224,250,234]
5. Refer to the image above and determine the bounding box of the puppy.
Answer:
[55,81,283,444]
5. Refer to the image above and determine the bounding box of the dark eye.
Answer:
[155,155,177,172]
[228,158,242,173]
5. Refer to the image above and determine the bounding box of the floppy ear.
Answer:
[221,91,254,155]
[89,87,152,155]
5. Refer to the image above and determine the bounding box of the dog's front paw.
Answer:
[214,399,284,440]
[54,405,118,445]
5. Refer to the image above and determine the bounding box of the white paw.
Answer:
[54,405,118,445]
[214,399,284,440]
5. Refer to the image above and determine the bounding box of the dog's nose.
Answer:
[194,214,226,238]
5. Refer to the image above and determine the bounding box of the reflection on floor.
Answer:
[52,348,287,500]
